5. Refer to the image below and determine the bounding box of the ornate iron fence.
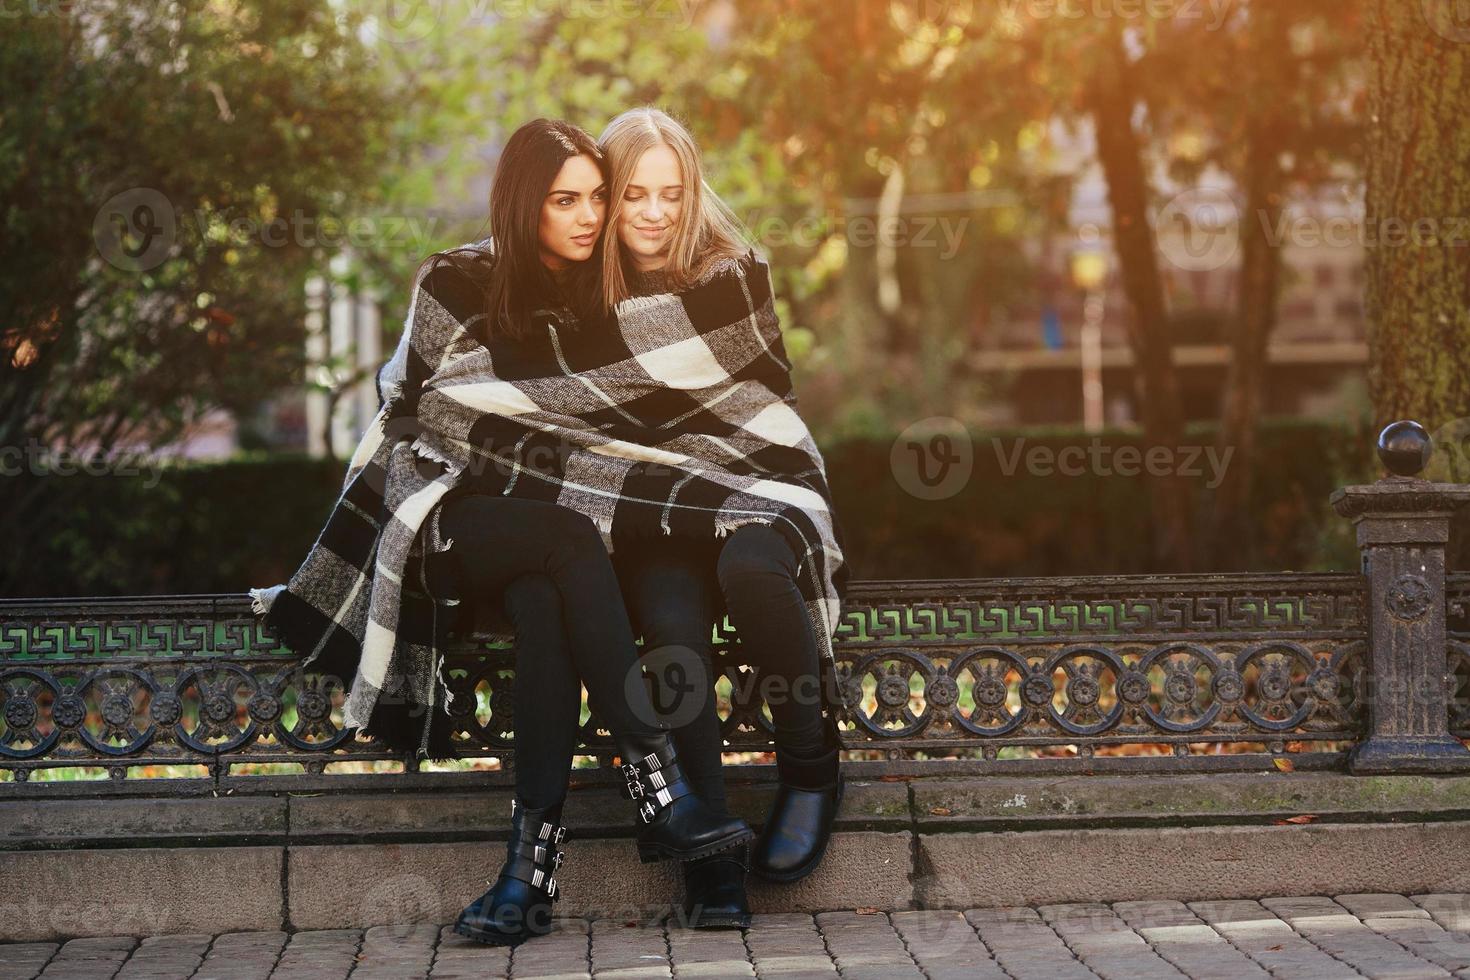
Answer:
[2,420,1468,787]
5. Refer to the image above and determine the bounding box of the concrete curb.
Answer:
[6,773,1470,941]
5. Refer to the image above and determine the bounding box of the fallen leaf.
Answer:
[929,806,952,816]
[855,907,881,915]
[1272,757,1295,772]
[1282,814,1318,824]
[1266,944,1284,951]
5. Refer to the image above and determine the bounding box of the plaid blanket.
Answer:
[249,240,849,760]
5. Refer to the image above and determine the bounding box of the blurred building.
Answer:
[967,119,1368,429]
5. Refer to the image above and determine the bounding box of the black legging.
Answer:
[473,515,827,811]
[612,527,729,813]
[428,493,661,809]
[712,522,828,758]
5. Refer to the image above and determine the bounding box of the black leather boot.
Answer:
[750,725,844,883]
[453,798,567,946]
[617,731,754,863]
[681,844,752,929]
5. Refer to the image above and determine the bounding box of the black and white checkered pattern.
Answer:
[249,241,849,760]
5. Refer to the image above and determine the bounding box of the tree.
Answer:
[1143,1,1365,567]
[0,0,393,590]
[1363,0,1470,430]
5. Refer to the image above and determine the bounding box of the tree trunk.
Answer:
[1209,3,1289,569]
[1364,0,1470,432]
[1088,27,1195,571]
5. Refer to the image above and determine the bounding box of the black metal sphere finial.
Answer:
[1377,420,1432,476]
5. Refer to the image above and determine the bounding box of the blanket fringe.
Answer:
[248,584,285,616]
[713,515,776,539]
[614,292,677,315]
[409,433,459,472]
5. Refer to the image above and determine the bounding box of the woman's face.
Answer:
[617,144,684,271]
[538,153,607,270]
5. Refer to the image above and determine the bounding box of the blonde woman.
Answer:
[597,107,848,913]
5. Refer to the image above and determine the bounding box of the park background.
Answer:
[4,0,1469,599]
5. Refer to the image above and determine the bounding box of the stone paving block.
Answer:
[193,930,288,980]
[965,907,1098,980]
[349,922,438,979]
[1334,896,1470,974]
[1337,893,1435,919]
[588,918,671,977]
[1111,900,1269,980]
[1038,903,1185,980]
[1189,899,1361,978]
[0,943,59,980]
[812,911,922,980]
[114,932,212,979]
[1261,894,1450,978]
[1416,895,1470,932]
[889,909,1008,980]
[36,892,1470,979]
[504,919,590,979]
[741,913,835,978]
[269,928,361,980]
[664,926,752,979]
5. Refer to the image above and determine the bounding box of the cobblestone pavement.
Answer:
[8,894,1470,979]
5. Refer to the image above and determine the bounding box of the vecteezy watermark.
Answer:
[1154,186,1240,272]
[993,0,1236,30]
[891,417,975,501]
[93,187,177,274]
[92,188,445,273]
[992,437,1235,488]
[1155,184,1470,272]
[341,0,446,45]
[1421,0,1470,43]
[340,0,700,45]
[891,421,1233,498]
[743,209,973,261]
[626,643,711,730]
[1426,417,1470,483]
[0,439,165,488]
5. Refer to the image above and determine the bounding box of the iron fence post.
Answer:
[1331,420,1470,774]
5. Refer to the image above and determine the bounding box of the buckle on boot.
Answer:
[623,762,645,798]
[639,799,658,823]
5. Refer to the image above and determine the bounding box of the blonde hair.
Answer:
[598,107,750,309]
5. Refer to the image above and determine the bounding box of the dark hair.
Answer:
[410,119,607,344]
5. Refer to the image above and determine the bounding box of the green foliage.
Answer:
[1,0,394,566]
[4,419,1407,597]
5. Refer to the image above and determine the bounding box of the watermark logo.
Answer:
[1422,0,1470,43]
[1155,186,1239,271]
[93,187,177,273]
[347,0,446,45]
[891,417,975,501]
[626,643,710,730]
[1426,418,1470,483]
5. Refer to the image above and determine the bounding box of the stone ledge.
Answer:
[917,821,1470,909]
[11,773,1470,942]
[0,846,283,942]
[911,771,1470,829]
[288,831,915,929]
